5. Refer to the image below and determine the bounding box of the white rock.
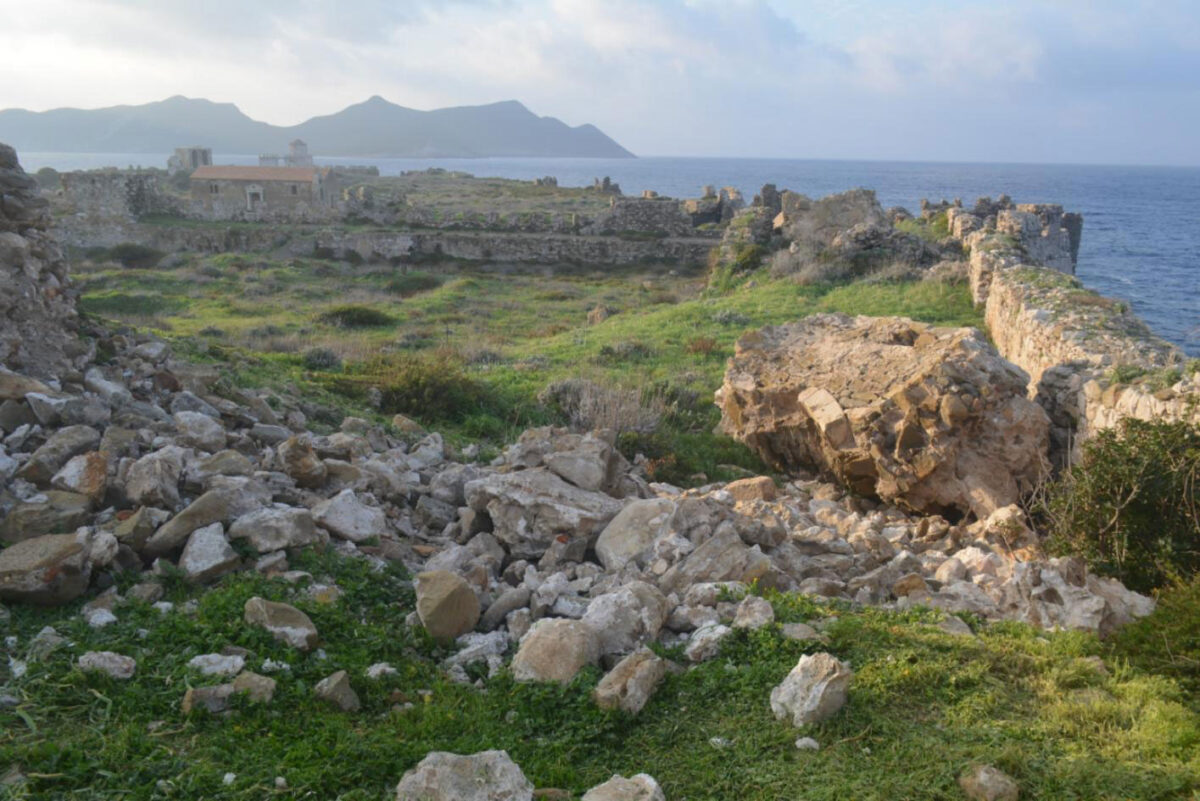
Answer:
[173,411,227,453]
[228,506,321,552]
[84,608,118,628]
[581,581,670,657]
[795,737,820,751]
[581,773,665,801]
[594,498,677,571]
[393,750,533,801]
[312,489,386,543]
[732,595,775,630]
[770,652,853,727]
[179,522,240,583]
[78,651,136,679]
[684,623,732,663]
[188,653,246,677]
[366,662,398,679]
[510,618,600,684]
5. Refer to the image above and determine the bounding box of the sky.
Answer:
[2,0,1199,165]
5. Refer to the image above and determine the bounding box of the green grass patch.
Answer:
[2,551,1197,799]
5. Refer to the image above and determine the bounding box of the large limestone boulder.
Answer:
[658,529,770,595]
[0,534,91,605]
[124,446,186,508]
[395,750,533,801]
[415,570,481,641]
[510,618,600,684]
[465,469,624,560]
[244,596,319,651]
[594,498,676,572]
[769,652,853,727]
[593,647,667,715]
[717,314,1050,518]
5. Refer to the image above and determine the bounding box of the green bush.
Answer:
[386,272,442,296]
[317,305,394,328]
[35,166,60,189]
[325,354,486,422]
[1040,418,1200,592]
[105,242,166,269]
[302,347,342,371]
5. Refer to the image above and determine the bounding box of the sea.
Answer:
[20,152,1200,357]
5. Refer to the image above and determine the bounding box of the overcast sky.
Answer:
[2,0,1199,164]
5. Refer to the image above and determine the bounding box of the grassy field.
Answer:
[75,255,981,482]
[2,550,1197,800]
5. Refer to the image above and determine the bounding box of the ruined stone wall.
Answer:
[584,197,695,236]
[59,171,182,222]
[408,231,713,267]
[0,144,89,378]
[967,234,1198,459]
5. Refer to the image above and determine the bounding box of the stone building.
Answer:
[189,165,338,218]
[259,139,313,167]
[167,146,212,175]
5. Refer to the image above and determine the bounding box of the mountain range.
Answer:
[0,95,635,159]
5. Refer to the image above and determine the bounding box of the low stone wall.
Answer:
[967,235,1198,459]
[408,230,713,267]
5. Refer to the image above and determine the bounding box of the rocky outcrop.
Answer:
[0,143,86,377]
[716,314,1050,519]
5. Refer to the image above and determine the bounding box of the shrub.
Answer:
[364,354,482,422]
[303,347,343,371]
[538,378,665,434]
[712,309,750,327]
[597,340,653,363]
[317,305,395,328]
[1040,418,1200,592]
[106,242,166,270]
[34,166,60,190]
[387,272,442,296]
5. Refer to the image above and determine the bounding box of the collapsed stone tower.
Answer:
[0,143,86,378]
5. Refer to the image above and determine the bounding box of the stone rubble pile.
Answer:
[0,334,1152,650]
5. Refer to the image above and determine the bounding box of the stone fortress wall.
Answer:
[950,198,1199,460]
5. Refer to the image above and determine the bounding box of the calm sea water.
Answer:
[23,152,1200,356]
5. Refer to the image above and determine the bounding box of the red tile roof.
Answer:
[191,166,318,182]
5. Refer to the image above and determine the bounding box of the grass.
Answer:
[2,552,1197,800]
[75,254,982,483]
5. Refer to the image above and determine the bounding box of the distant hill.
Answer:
[0,95,635,159]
